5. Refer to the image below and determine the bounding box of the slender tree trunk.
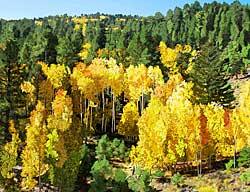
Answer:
[101,90,105,132]
[80,96,83,124]
[38,146,41,192]
[196,153,199,176]
[199,150,202,175]
[234,137,237,168]
[141,92,144,113]
[90,106,93,131]
[112,93,116,133]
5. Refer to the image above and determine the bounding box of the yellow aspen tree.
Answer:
[78,42,92,60]
[21,101,48,191]
[227,81,250,167]
[158,41,179,74]
[20,81,36,118]
[130,95,167,170]
[185,104,201,162]
[147,65,164,89]
[71,62,96,136]
[130,77,201,171]
[38,61,69,89]
[158,41,194,76]
[0,120,21,180]
[117,101,139,136]
[237,80,250,145]
[125,64,151,113]
[229,108,246,168]
[39,79,54,109]
[20,81,35,102]
[88,58,109,132]
[153,73,183,105]
[47,89,73,167]
[167,81,198,161]
[107,58,125,133]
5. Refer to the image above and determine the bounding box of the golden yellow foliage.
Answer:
[35,20,43,26]
[21,101,48,190]
[125,64,151,101]
[47,89,73,167]
[20,81,36,102]
[39,62,69,89]
[159,41,194,76]
[20,81,35,94]
[78,42,92,60]
[117,101,139,136]
[0,120,21,179]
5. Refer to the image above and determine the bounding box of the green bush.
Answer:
[95,135,129,161]
[225,159,234,171]
[238,146,250,167]
[95,135,112,160]
[171,172,184,186]
[239,171,250,183]
[89,158,113,192]
[127,167,157,192]
[112,168,130,192]
[89,159,130,192]
[151,169,165,179]
[51,144,90,192]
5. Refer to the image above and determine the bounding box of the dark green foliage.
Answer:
[225,159,234,171]
[239,171,250,183]
[171,172,184,186]
[90,136,161,192]
[237,146,250,167]
[112,168,130,192]
[89,158,113,192]
[89,160,130,192]
[95,135,129,160]
[89,136,131,191]
[151,169,165,179]
[95,135,113,160]
[56,31,82,69]
[127,167,157,192]
[189,43,235,107]
[111,138,129,160]
[221,41,246,76]
[0,38,26,143]
[51,145,89,192]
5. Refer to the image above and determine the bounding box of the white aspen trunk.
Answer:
[112,92,116,133]
[196,153,199,176]
[234,136,237,168]
[101,90,105,132]
[141,92,144,112]
[80,96,83,124]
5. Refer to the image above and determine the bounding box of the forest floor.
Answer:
[108,156,250,192]
[151,167,250,192]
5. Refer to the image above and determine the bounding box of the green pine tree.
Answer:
[189,43,235,107]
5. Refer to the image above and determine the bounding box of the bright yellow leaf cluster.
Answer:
[78,42,92,60]
[0,120,21,179]
[39,62,69,89]
[130,76,250,170]
[21,101,48,190]
[20,81,35,102]
[117,101,139,136]
[159,41,193,75]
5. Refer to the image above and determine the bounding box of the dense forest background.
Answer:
[0,0,250,191]
[0,0,250,139]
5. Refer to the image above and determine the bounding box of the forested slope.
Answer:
[0,1,250,191]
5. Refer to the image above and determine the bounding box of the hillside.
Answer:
[0,1,250,191]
